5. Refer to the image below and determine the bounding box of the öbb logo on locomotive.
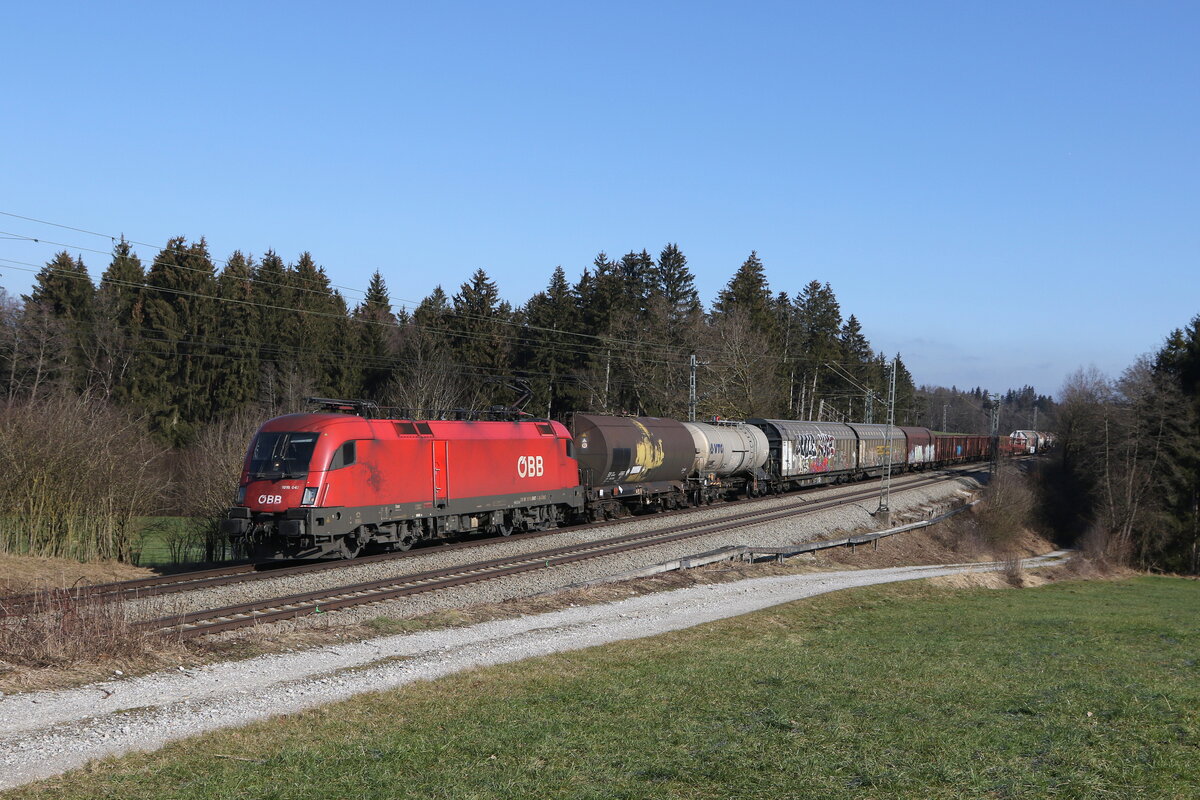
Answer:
[517,455,545,478]
[222,403,1037,561]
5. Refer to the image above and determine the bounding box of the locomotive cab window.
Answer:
[329,440,357,470]
[248,432,319,479]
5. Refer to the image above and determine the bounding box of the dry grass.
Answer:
[0,589,191,693]
[0,553,153,596]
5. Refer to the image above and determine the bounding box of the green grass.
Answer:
[130,518,215,567]
[9,577,1200,799]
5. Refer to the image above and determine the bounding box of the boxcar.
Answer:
[845,423,907,476]
[748,419,858,487]
[899,426,936,468]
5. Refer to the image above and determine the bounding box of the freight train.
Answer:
[221,399,1011,560]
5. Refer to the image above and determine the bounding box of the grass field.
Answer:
[8,576,1199,799]
[130,518,218,568]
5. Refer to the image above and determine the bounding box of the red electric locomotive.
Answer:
[221,401,584,559]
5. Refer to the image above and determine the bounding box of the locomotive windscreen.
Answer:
[248,431,320,479]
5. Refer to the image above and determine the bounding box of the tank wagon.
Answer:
[570,413,695,519]
[682,420,770,503]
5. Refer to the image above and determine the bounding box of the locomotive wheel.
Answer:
[539,506,559,530]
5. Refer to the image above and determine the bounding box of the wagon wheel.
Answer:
[340,536,364,560]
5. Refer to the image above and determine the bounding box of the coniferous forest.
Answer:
[8,240,939,444]
[2,237,1196,573]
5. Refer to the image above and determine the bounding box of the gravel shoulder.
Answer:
[0,547,1069,791]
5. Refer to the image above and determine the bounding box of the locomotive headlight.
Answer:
[301,487,319,506]
[236,486,246,505]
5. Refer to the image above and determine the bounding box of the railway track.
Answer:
[0,466,985,618]
[143,471,966,638]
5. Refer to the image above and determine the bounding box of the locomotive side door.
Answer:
[432,440,449,508]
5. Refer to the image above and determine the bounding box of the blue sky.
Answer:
[2,1,1197,396]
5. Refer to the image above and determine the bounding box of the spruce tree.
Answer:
[618,250,655,314]
[135,237,219,444]
[839,314,872,363]
[712,251,774,336]
[292,252,350,396]
[96,238,146,403]
[653,243,701,329]
[25,251,94,321]
[795,280,844,407]
[212,251,260,415]
[252,249,300,381]
[521,266,583,415]
[24,251,95,392]
[449,268,513,405]
[354,271,395,399]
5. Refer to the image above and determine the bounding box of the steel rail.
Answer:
[0,466,985,617]
[146,472,964,638]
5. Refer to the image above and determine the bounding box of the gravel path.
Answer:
[0,549,1068,791]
